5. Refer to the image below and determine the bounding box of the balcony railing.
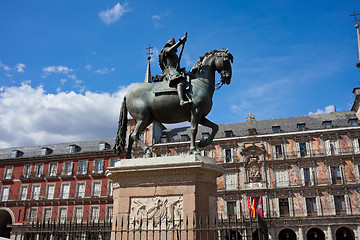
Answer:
[20,173,44,181]
[0,173,13,181]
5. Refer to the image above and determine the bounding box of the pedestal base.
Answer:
[106,155,224,239]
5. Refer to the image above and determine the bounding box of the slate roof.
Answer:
[0,111,357,160]
[164,111,359,141]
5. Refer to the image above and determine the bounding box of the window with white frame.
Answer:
[273,145,283,159]
[224,172,237,191]
[20,185,28,200]
[306,198,317,216]
[28,208,38,222]
[23,165,31,178]
[324,139,339,156]
[352,138,360,154]
[227,201,237,218]
[78,160,88,175]
[3,166,13,179]
[62,161,73,176]
[43,207,52,222]
[303,168,312,186]
[334,195,346,214]
[275,169,289,187]
[73,206,84,223]
[46,184,55,200]
[60,183,70,199]
[1,186,10,201]
[58,207,68,223]
[31,184,41,200]
[297,142,310,157]
[224,148,233,163]
[109,158,119,167]
[108,181,113,196]
[89,206,100,221]
[48,163,58,177]
[76,182,86,198]
[92,181,102,197]
[34,164,44,177]
[106,205,113,222]
[93,159,104,173]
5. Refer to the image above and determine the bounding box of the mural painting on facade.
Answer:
[339,136,352,154]
[320,191,333,215]
[316,162,329,184]
[217,176,224,190]
[289,165,301,185]
[293,193,305,216]
[312,138,324,156]
[213,145,222,164]
[286,140,297,159]
[349,189,360,214]
[344,160,356,182]
[269,168,275,188]
[217,197,225,218]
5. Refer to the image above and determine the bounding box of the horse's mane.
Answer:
[190,49,233,74]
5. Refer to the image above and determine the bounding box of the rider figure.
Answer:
[158,34,192,106]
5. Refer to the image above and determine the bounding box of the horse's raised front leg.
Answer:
[128,119,153,158]
[190,108,201,155]
[198,117,219,148]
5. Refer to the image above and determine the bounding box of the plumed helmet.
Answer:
[164,38,175,47]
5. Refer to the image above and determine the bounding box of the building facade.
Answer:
[0,111,360,240]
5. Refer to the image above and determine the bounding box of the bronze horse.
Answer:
[115,49,233,159]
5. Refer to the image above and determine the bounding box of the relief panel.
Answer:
[130,196,183,230]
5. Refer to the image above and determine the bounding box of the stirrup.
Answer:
[180,100,192,106]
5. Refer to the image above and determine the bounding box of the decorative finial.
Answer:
[146,45,153,61]
[246,112,256,121]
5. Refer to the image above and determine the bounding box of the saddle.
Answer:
[151,75,191,96]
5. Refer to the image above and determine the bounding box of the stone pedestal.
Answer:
[106,155,223,239]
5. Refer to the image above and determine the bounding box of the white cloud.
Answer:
[309,105,335,115]
[43,65,73,75]
[99,3,128,25]
[0,61,10,71]
[94,67,115,74]
[152,15,161,20]
[15,63,26,72]
[84,65,92,71]
[0,83,131,148]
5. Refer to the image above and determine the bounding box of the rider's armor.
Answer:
[158,37,192,106]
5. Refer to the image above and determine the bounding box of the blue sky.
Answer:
[0,0,359,148]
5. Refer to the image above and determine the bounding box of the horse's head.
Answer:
[214,49,233,85]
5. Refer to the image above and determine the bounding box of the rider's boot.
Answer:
[178,80,192,106]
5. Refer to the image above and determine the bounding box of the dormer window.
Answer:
[12,150,23,158]
[225,130,234,138]
[248,129,257,136]
[41,147,52,156]
[297,123,306,131]
[349,119,358,126]
[69,145,81,153]
[99,142,110,151]
[323,121,332,129]
[202,132,210,140]
[181,134,189,141]
[272,126,281,133]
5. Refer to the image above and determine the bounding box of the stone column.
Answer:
[327,226,333,240]
[107,155,224,240]
[298,227,304,240]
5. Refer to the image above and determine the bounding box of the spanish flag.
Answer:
[251,198,256,219]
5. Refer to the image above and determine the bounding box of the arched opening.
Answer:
[307,228,325,240]
[0,209,12,238]
[336,227,355,240]
[278,229,297,240]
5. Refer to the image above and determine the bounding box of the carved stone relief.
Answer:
[129,196,183,230]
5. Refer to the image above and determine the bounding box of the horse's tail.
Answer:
[114,97,128,156]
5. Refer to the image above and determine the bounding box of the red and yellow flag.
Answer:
[251,198,256,219]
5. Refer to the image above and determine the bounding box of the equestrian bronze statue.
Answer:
[114,34,233,159]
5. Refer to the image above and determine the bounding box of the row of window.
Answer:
[227,195,348,218]
[223,164,359,191]
[0,180,113,201]
[27,205,113,223]
[2,158,118,180]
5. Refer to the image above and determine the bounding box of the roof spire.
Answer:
[144,45,153,83]
[350,11,360,69]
